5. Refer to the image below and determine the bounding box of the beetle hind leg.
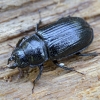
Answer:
[32,65,43,93]
[53,60,84,75]
[76,52,99,56]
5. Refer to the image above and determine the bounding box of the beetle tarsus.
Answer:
[32,65,43,93]
[35,10,42,32]
[53,60,84,75]
[76,52,98,56]
[32,81,35,93]
[8,44,15,48]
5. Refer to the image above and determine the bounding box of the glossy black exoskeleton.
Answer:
[7,16,98,92]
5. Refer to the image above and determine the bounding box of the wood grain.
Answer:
[0,0,100,100]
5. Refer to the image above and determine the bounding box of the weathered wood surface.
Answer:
[0,0,100,100]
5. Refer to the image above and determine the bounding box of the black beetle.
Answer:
[7,16,98,91]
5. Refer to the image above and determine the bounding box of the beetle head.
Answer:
[7,48,27,69]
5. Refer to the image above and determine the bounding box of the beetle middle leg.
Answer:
[76,52,99,56]
[53,60,84,75]
[35,10,42,32]
[32,65,43,93]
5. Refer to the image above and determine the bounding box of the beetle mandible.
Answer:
[7,15,98,91]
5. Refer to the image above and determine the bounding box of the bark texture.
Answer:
[0,0,100,100]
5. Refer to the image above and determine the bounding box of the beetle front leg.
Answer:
[53,60,84,75]
[8,44,15,48]
[32,65,43,93]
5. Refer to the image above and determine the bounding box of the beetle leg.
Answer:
[53,60,84,75]
[76,52,99,56]
[16,36,29,47]
[8,44,15,48]
[18,68,24,79]
[35,10,42,32]
[32,65,43,93]
[36,20,42,33]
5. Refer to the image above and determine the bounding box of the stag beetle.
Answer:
[7,15,98,92]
